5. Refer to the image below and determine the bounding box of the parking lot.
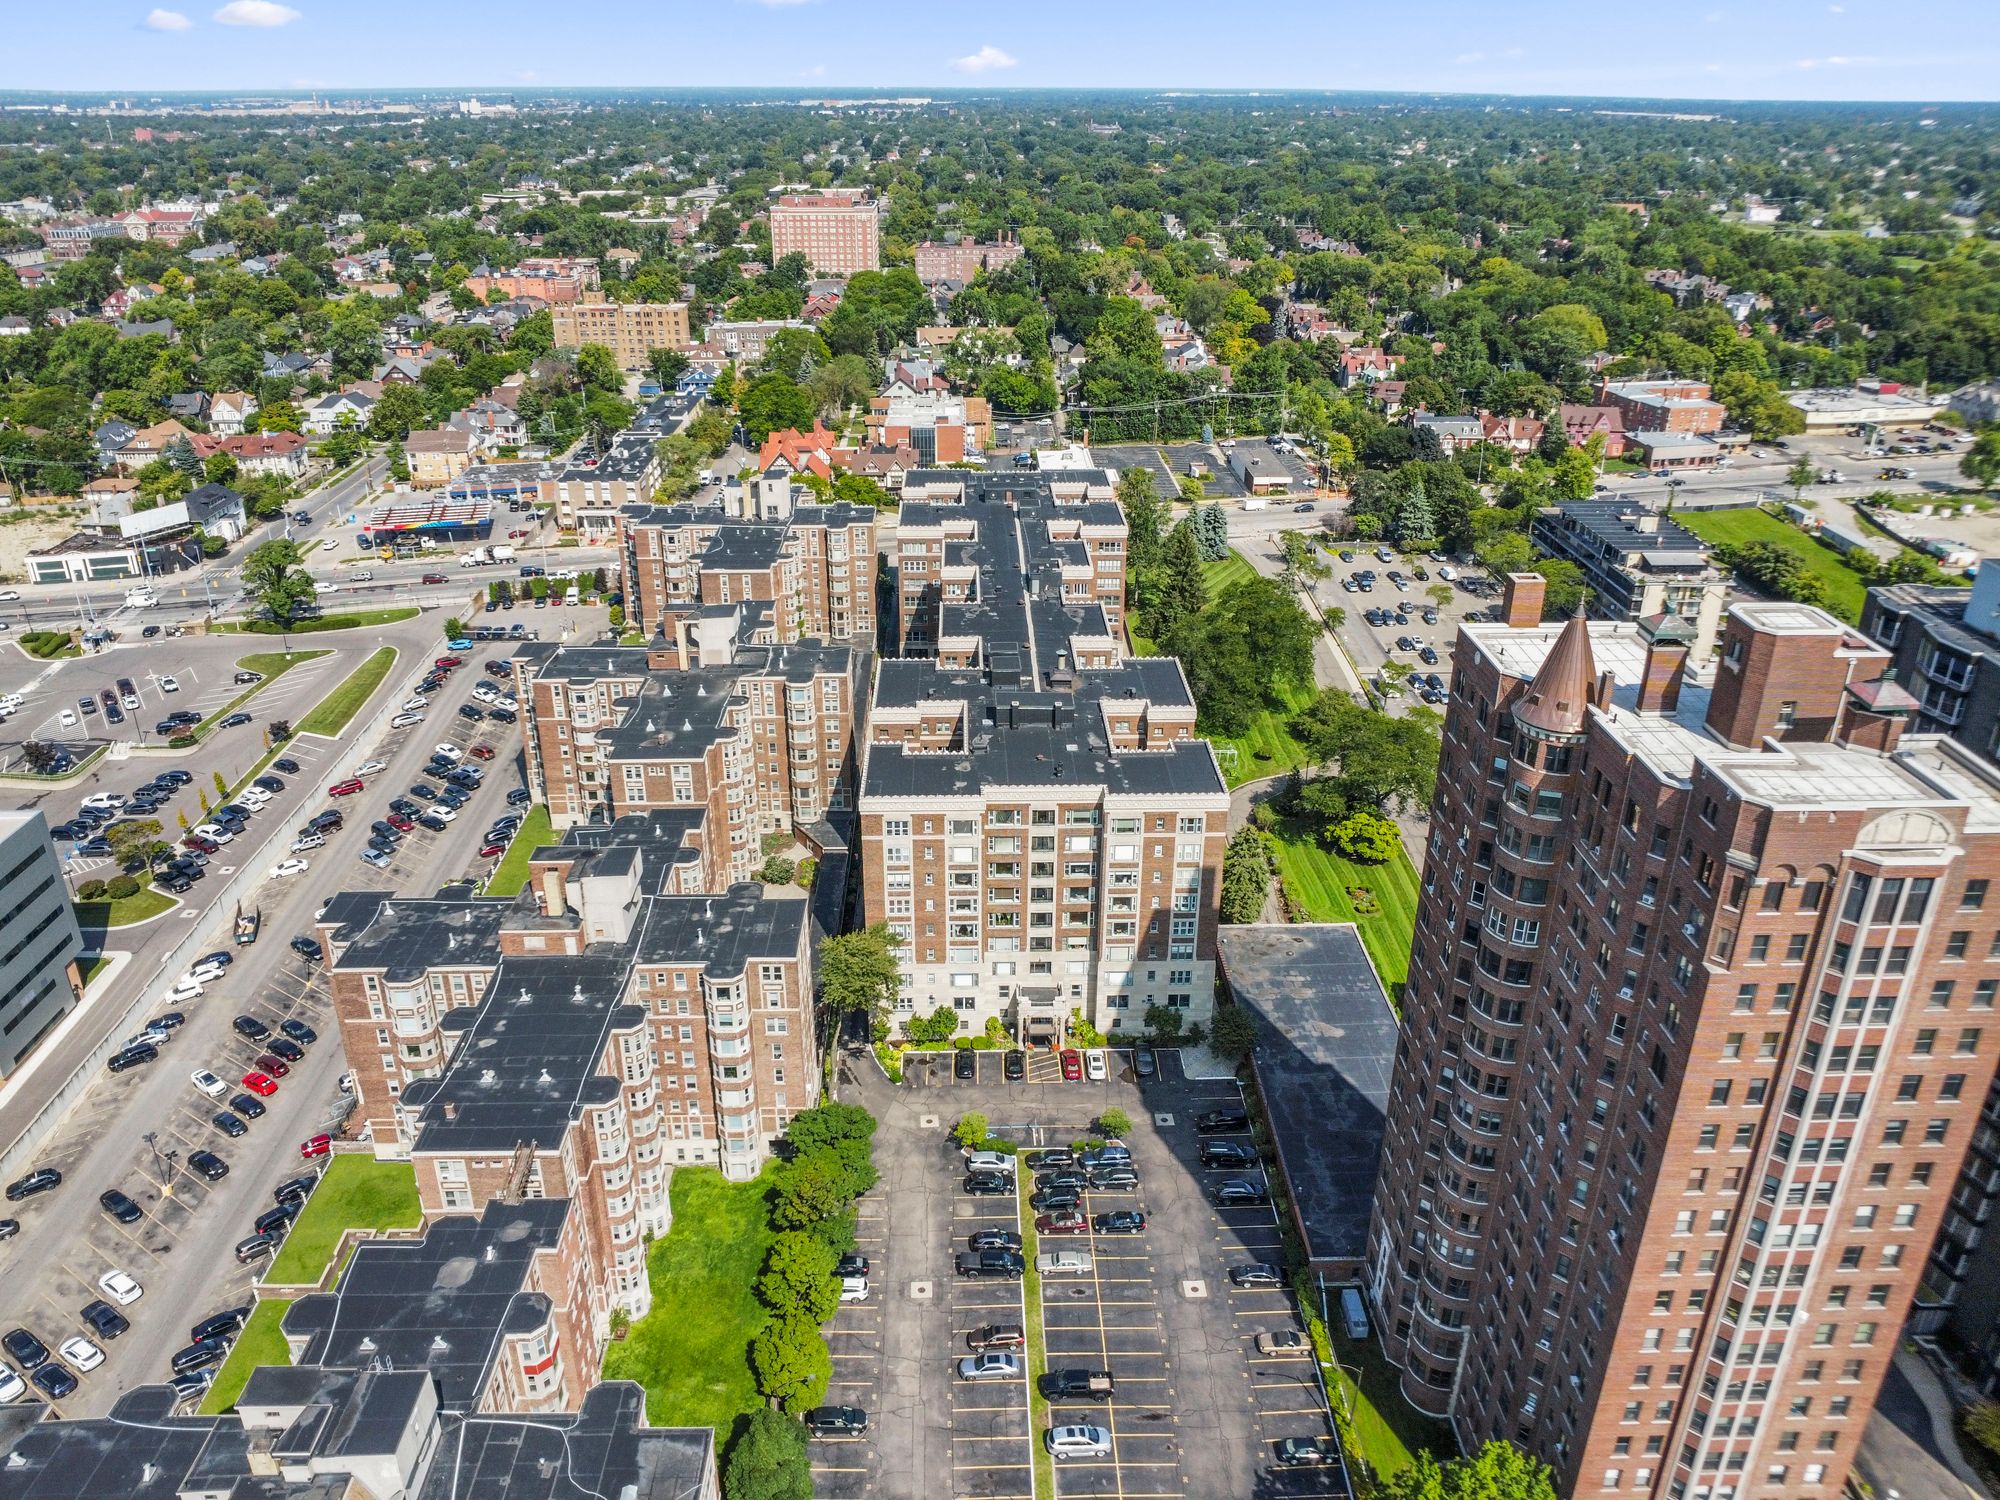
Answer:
[839,1047,1350,1500]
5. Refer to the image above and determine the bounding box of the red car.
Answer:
[328,779,364,797]
[183,834,219,853]
[1036,1210,1089,1236]
[1060,1049,1083,1081]
[421,573,447,585]
[434,656,462,669]
[240,1072,278,1097]
[469,745,497,760]
[299,1134,331,1160]
[386,813,414,831]
[479,842,506,859]
[255,1054,290,1078]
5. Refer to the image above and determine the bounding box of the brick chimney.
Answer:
[1502,573,1547,628]
[1636,614,1692,714]
[1837,670,1920,755]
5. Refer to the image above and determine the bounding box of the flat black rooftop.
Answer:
[283,1199,571,1413]
[418,1383,712,1500]
[1217,924,1397,1267]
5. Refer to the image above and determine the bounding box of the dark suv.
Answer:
[1195,1107,1250,1134]
[1200,1140,1257,1170]
[5,1168,60,1202]
[1212,1177,1271,1207]
[955,1250,1026,1280]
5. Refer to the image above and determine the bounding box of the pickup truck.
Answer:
[954,1250,1026,1280]
[234,906,260,945]
[1041,1369,1115,1401]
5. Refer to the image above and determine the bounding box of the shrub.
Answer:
[953,1112,990,1148]
[756,855,797,885]
[796,856,817,889]
[167,734,196,748]
[1067,1010,1106,1047]
[904,1004,961,1045]
[1330,810,1400,864]
[1143,1004,1185,1044]
[1098,1107,1132,1139]
[75,879,108,901]
[1210,1004,1259,1062]
[104,874,141,900]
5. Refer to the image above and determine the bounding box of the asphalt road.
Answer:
[0,610,572,1418]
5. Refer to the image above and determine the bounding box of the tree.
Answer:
[905,1005,960,1044]
[1209,1004,1258,1063]
[1966,1400,2000,1463]
[106,817,163,867]
[953,1112,990,1148]
[368,383,428,441]
[574,342,622,395]
[163,434,203,479]
[1149,522,1208,641]
[1279,530,1331,595]
[1331,810,1401,864]
[646,347,690,388]
[723,1409,813,1500]
[748,1310,832,1414]
[1142,1004,1185,1043]
[1548,444,1597,501]
[1373,1440,1557,1500]
[1097,1107,1133,1139]
[1192,502,1230,561]
[739,372,815,443]
[240,538,318,642]
[758,1232,841,1322]
[1961,430,2000,492]
[1118,466,1165,578]
[1220,826,1273,923]
[773,1153,870,1230]
[1288,691,1441,812]
[786,1102,877,1157]
[1786,457,1818,500]
[817,924,902,1029]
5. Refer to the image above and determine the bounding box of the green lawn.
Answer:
[1675,507,1869,623]
[192,650,331,736]
[484,803,553,896]
[1019,1194,1055,1498]
[265,1156,422,1285]
[1129,549,1321,789]
[73,872,179,930]
[215,606,421,635]
[200,1298,292,1414]
[295,647,398,738]
[604,1167,776,1436]
[1326,1322,1457,1485]
[1267,819,1421,1002]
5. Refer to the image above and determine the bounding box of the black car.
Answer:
[954,1250,1026,1279]
[1003,1049,1025,1081]
[389,798,421,818]
[80,1300,128,1340]
[253,1203,298,1237]
[446,768,482,789]
[190,1307,251,1343]
[488,707,517,725]
[1200,1141,1258,1170]
[1042,1368,1115,1401]
[457,704,485,721]
[272,758,301,775]
[1229,1262,1284,1288]
[507,788,533,807]
[5,1169,60,1202]
[219,712,253,729]
[968,1230,1023,1254]
[1134,1043,1158,1078]
[1195,1107,1250,1134]
[1212,1177,1272,1207]
[1273,1437,1339,1469]
[1036,1171,1087,1193]
[834,1254,869,1279]
[231,1015,270,1041]
[409,783,438,801]
[1029,1187,1080,1213]
[416,813,449,834]
[963,1173,1012,1197]
[1088,1168,1139,1191]
[289,935,322,960]
[2,1328,48,1369]
[804,1405,869,1437]
[30,1364,76,1400]
[230,1093,267,1120]
[188,1151,229,1181]
[170,1339,228,1374]
[953,1049,976,1080]
[267,1038,304,1063]
[307,810,344,832]
[253,775,286,793]
[233,670,264,685]
[1025,1149,1075,1172]
[1094,1211,1147,1234]
[278,1019,317,1045]
[99,1190,141,1224]
[272,1174,318,1207]
[212,1112,248,1138]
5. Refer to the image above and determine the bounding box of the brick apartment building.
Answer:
[866,390,991,463]
[548,432,662,540]
[551,300,691,369]
[912,237,1025,284]
[1365,576,2000,1499]
[463,257,601,305]
[859,468,1229,1040]
[320,829,820,1319]
[511,631,860,850]
[1600,379,1729,437]
[769,192,880,275]
[616,485,878,647]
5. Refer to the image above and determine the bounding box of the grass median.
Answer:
[192,650,331,737]
[483,803,552,895]
[213,606,421,635]
[72,871,178,929]
[265,1155,421,1285]
[603,1166,776,1434]
[1018,1192,1053,1500]
[199,1298,292,1414]
[295,647,398,739]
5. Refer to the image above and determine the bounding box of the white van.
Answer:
[1436,565,1457,582]
[1036,1250,1094,1277]
[839,1276,869,1303]
[1339,1285,1371,1341]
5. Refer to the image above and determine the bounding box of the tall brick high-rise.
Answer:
[1366,580,2000,1499]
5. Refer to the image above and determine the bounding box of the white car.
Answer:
[314,581,339,595]
[269,859,309,879]
[839,1276,869,1302]
[158,675,179,692]
[98,1269,142,1306]
[80,793,125,812]
[192,825,234,845]
[1085,1049,1107,1082]
[291,834,326,853]
[0,590,18,603]
[401,696,428,711]
[163,978,204,1004]
[185,963,226,986]
[319,538,338,551]
[190,1069,226,1097]
[354,760,386,777]
[58,709,77,728]
[58,1337,103,1373]
[0,1368,22,1403]
[430,804,457,823]
[432,744,463,762]
[390,713,425,729]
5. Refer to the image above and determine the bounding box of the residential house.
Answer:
[833,442,920,494]
[91,419,138,468]
[222,431,309,481]
[304,388,375,435]
[405,428,477,489]
[759,425,840,482]
[1164,336,1213,373]
[1337,346,1405,387]
[114,418,197,472]
[0,315,30,338]
[164,392,210,424]
[209,391,257,436]
[262,350,328,383]
[1371,379,1409,416]
[1410,411,1485,456]
[881,358,949,398]
[1479,411,1546,454]
[448,398,527,452]
[1558,402,1628,458]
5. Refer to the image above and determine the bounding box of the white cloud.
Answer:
[800,64,827,78]
[145,8,192,29]
[1795,53,1877,68]
[213,0,300,25]
[1452,51,1484,65]
[1828,4,1845,11]
[951,44,1017,74]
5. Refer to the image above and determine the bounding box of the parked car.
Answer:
[1196,1107,1250,1134]
[1212,1177,1272,1207]
[967,1230,1021,1254]
[954,1250,1026,1280]
[957,1351,1023,1381]
[804,1405,869,1437]
[1229,1262,1284,1288]
[1273,1436,1339,1469]
[966,1323,1025,1352]
[98,1190,141,1224]
[1046,1425,1113,1461]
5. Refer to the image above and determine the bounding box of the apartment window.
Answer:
[1963,879,1989,911]
[1947,931,1971,960]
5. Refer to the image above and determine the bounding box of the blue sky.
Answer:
[2,1,1996,100]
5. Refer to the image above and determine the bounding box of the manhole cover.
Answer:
[1181,1279,1208,1299]
[910,1280,933,1302]
[920,1114,940,1130]
[1153,1112,1175,1127]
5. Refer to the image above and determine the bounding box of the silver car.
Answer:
[1047,1424,1112,1461]
[957,1351,1022,1381]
